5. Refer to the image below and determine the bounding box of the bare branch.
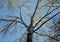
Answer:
[35,32,59,41]
[33,6,59,28]
[30,1,40,26]
[20,30,27,42]
[0,17,18,34]
[34,12,60,32]
[19,7,28,28]
[39,0,57,9]
[0,18,23,24]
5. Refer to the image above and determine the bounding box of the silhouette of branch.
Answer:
[0,17,18,34]
[0,18,23,24]
[35,32,59,41]
[30,1,40,26]
[33,6,59,28]
[20,30,27,42]
[19,7,28,28]
[34,12,60,32]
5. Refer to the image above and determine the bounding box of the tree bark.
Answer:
[27,32,33,42]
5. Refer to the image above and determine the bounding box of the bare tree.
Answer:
[0,0,60,42]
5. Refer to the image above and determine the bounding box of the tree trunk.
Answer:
[27,32,33,42]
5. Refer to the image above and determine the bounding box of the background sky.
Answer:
[0,0,60,42]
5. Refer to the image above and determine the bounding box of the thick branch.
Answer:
[33,6,60,28]
[34,12,60,32]
[30,1,40,26]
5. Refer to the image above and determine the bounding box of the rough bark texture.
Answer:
[27,32,33,42]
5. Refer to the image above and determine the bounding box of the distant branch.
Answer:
[20,30,27,42]
[39,0,57,9]
[0,17,18,34]
[35,32,59,41]
[0,18,23,24]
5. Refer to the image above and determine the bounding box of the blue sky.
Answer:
[0,0,60,42]
[0,0,51,42]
